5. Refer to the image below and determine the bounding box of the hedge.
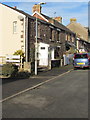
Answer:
[2,63,18,77]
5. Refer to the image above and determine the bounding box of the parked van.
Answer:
[73,53,90,69]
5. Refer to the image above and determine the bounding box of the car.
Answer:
[73,53,90,69]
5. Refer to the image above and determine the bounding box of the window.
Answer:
[54,47,60,59]
[13,21,17,33]
[70,35,72,41]
[57,31,60,41]
[41,47,45,50]
[50,28,52,39]
[37,24,40,38]
[65,34,68,41]
[74,54,88,59]
[72,36,74,42]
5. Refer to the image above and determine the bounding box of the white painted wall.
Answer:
[38,42,49,66]
[0,4,26,64]
[51,48,54,60]
[63,54,69,65]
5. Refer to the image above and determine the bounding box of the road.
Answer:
[2,69,88,118]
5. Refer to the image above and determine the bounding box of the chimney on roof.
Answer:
[70,18,77,23]
[13,6,17,9]
[32,4,42,13]
[53,17,62,23]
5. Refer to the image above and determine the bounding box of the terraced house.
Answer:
[67,18,89,52]
[0,3,76,72]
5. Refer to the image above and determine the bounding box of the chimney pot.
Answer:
[70,18,77,23]
[13,6,17,9]
[54,16,62,23]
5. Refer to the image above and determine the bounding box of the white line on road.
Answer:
[1,69,73,103]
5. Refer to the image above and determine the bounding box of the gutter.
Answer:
[25,16,28,62]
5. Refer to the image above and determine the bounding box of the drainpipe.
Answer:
[25,17,28,62]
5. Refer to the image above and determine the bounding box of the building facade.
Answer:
[67,18,89,52]
[32,4,76,55]
[0,3,26,64]
[0,3,76,70]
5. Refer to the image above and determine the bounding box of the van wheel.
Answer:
[74,67,77,70]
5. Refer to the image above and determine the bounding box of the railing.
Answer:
[0,55,23,68]
[6,55,21,66]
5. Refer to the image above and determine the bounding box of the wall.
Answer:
[0,4,26,58]
[28,18,65,62]
[67,22,88,42]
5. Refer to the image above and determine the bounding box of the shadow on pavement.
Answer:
[2,77,26,84]
[2,64,74,84]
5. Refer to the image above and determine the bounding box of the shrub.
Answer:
[13,50,24,57]
[2,63,18,77]
[15,71,30,79]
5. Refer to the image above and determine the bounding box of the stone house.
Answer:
[32,4,76,57]
[0,3,76,71]
[67,18,89,52]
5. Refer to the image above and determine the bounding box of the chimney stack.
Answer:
[70,18,77,23]
[13,6,17,9]
[54,17,62,23]
[32,4,42,13]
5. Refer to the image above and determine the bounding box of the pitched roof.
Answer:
[32,11,49,22]
[1,3,75,35]
[1,3,50,24]
[67,22,88,41]
[41,13,75,34]
[41,13,51,20]
[0,3,35,19]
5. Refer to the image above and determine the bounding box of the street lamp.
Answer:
[35,2,46,75]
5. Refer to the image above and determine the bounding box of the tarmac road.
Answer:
[2,69,88,118]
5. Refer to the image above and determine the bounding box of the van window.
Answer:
[74,54,88,59]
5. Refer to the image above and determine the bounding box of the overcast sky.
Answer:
[2,1,89,27]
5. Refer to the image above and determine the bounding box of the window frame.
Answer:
[13,21,17,34]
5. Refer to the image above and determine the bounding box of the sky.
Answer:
[1,1,89,27]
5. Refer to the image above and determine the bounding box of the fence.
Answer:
[0,56,6,66]
[0,55,23,67]
[6,55,22,67]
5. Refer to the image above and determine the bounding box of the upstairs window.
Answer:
[37,23,40,38]
[50,28,52,39]
[65,34,68,41]
[13,21,17,34]
[57,31,61,41]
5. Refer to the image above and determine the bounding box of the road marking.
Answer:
[1,69,73,103]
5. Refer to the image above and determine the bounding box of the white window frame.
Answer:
[13,21,17,34]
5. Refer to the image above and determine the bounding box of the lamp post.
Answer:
[35,2,46,75]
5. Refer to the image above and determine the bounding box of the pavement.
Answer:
[37,64,73,76]
[2,64,73,99]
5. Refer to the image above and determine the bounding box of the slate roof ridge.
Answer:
[67,22,87,31]
[41,13,75,34]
